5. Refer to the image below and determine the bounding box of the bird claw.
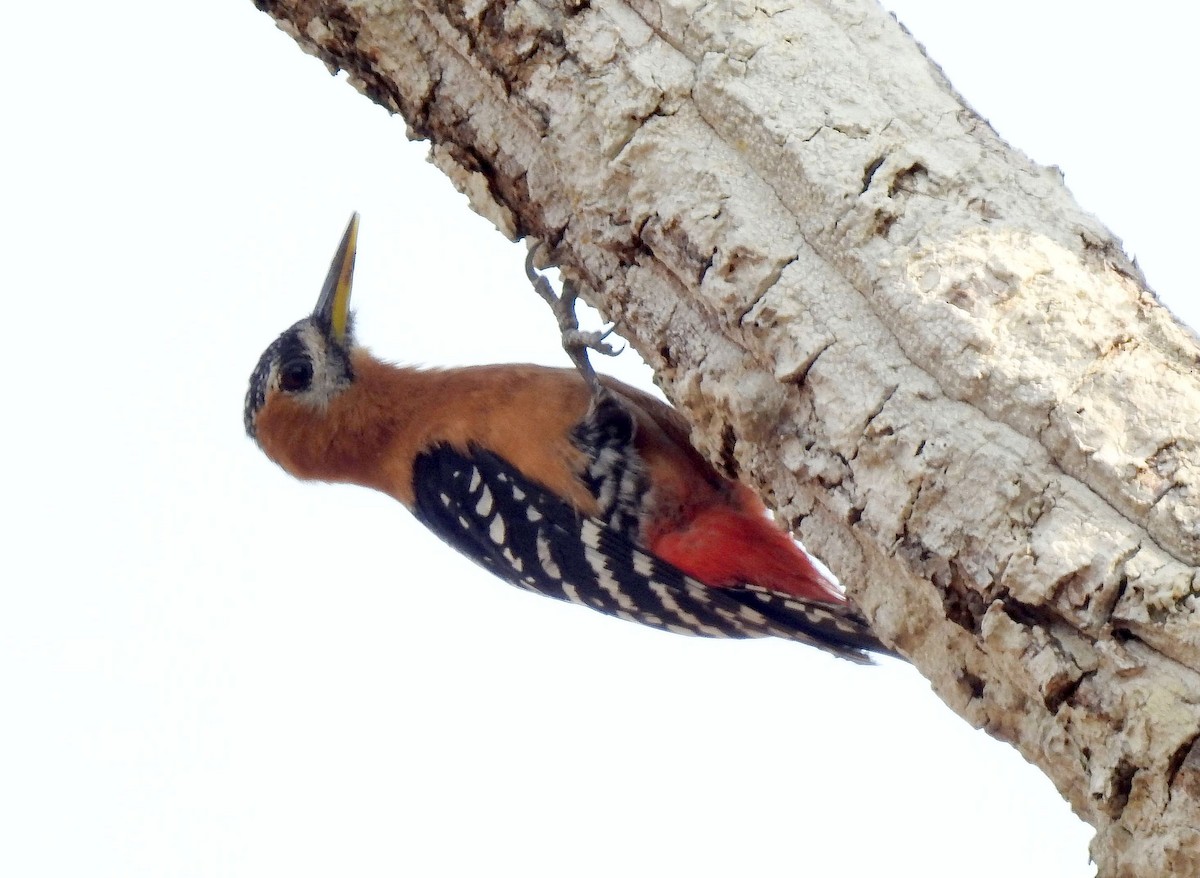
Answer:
[561,325,623,359]
[525,244,621,391]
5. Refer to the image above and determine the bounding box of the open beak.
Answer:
[313,213,360,344]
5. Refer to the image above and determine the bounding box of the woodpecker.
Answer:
[245,215,894,662]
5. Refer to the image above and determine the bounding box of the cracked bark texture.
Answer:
[253,0,1200,873]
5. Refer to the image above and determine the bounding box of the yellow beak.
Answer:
[313,213,360,344]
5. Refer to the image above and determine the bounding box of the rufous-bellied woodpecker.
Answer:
[244,215,893,662]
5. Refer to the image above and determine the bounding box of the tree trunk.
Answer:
[252,0,1200,873]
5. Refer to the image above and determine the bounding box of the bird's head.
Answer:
[244,214,360,443]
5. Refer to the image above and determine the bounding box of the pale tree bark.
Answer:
[253,1,1200,873]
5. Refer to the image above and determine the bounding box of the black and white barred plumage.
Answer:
[411,391,889,662]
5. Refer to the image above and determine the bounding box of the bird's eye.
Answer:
[278,358,314,393]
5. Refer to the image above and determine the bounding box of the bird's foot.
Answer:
[525,244,622,391]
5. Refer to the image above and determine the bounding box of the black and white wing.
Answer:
[410,442,888,662]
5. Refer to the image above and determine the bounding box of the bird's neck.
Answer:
[258,353,428,499]
[259,353,603,509]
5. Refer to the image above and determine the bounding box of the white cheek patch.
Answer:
[272,323,352,411]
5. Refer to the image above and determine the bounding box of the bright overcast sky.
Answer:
[3,2,1195,876]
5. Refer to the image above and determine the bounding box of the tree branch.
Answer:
[252,0,1200,873]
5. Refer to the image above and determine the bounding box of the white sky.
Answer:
[2,2,1195,876]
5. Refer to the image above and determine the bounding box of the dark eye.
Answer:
[278,358,313,393]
